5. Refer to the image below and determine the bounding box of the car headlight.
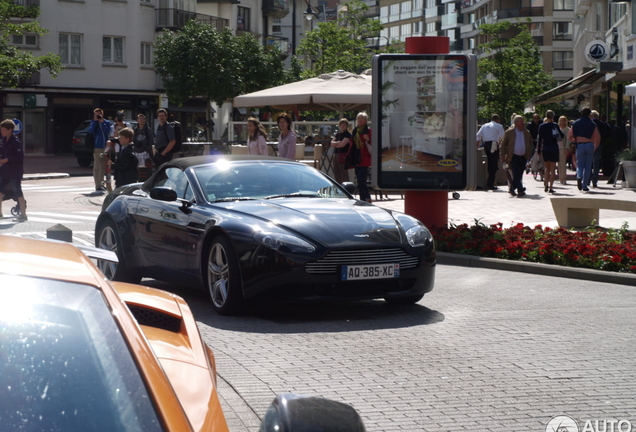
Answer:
[405,224,432,247]
[255,232,316,253]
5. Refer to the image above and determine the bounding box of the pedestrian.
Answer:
[330,118,352,184]
[476,114,505,190]
[153,108,176,168]
[276,113,296,160]
[246,117,268,156]
[557,116,571,184]
[133,113,153,167]
[590,110,611,188]
[0,119,27,221]
[88,108,112,192]
[500,115,533,197]
[347,112,372,203]
[536,110,563,194]
[320,119,332,152]
[107,127,138,189]
[568,108,600,193]
[526,113,542,152]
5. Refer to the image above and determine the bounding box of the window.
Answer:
[103,36,124,64]
[553,0,572,10]
[237,7,250,31]
[611,3,627,26]
[59,33,82,66]
[412,21,421,35]
[425,0,435,7]
[389,26,399,41]
[141,43,152,66]
[272,25,282,33]
[380,6,389,23]
[413,0,422,17]
[12,34,37,48]
[553,51,573,70]
[401,1,411,20]
[401,23,411,41]
[389,4,399,22]
[553,22,572,40]
[426,22,436,33]
[595,3,602,32]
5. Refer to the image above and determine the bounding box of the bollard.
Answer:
[47,224,72,242]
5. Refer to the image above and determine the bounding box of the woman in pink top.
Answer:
[246,117,268,156]
[276,113,297,160]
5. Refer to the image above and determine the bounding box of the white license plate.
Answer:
[340,264,400,281]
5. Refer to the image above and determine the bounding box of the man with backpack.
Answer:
[153,108,177,168]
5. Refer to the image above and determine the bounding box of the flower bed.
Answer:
[430,221,636,274]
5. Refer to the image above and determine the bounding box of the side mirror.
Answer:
[341,182,356,195]
[259,393,366,432]
[150,187,178,202]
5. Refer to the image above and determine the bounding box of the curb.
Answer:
[437,252,636,286]
[24,173,70,180]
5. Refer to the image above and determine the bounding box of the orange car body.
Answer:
[0,235,230,432]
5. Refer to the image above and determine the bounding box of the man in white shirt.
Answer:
[476,114,505,190]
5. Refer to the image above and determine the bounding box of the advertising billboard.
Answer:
[371,54,477,191]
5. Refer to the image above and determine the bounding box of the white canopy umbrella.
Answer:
[233,70,372,116]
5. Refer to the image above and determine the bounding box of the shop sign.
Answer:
[23,93,36,109]
[585,40,610,64]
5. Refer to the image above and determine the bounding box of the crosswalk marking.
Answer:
[28,212,98,221]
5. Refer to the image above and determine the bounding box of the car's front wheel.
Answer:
[96,220,140,283]
[207,236,244,315]
[77,156,92,167]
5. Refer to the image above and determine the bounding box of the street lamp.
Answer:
[304,4,319,27]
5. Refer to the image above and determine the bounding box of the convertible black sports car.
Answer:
[96,155,436,315]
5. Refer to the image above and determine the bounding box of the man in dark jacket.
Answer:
[526,113,542,152]
[590,110,611,188]
[0,119,27,221]
[108,127,138,189]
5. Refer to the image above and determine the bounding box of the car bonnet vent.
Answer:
[128,304,182,333]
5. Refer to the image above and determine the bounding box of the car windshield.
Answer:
[192,161,350,203]
[0,275,163,432]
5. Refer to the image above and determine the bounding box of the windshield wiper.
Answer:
[263,192,322,200]
[213,197,256,203]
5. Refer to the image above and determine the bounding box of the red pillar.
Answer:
[403,36,450,228]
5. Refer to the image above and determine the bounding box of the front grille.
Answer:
[306,248,419,274]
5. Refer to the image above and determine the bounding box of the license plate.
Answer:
[340,264,400,281]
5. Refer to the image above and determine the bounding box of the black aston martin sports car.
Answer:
[96,155,435,315]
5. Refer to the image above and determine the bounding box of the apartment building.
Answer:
[533,1,634,125]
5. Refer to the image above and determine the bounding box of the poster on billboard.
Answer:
[371,54,477,191]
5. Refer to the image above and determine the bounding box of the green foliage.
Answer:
[297,0,386,78]
[477,21,555,125]
[153,21,285,106]
[0,1,63,90]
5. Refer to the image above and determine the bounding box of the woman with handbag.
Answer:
[330,118,352,184]
[346,112,373,203]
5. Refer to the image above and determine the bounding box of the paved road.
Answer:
[4,175,636,431]
[149,266,636,432]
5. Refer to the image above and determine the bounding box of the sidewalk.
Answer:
[23,154,92,180]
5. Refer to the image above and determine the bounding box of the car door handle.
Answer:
[140,207,149,212]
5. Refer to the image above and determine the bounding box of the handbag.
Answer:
[568,142,576,154]
[345,144,361,170]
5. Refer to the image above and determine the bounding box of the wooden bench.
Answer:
[550,197,636,228]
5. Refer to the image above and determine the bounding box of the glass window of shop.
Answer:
[2,109,46,154]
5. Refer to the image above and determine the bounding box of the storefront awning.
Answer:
[532,69,606,105]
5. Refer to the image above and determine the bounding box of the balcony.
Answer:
[262,0,289,19]
[361,5,380,18]
[265,35,290,59]
[494,7,543,20]
[425,5,444,19]
[156,9,229,31]
[441,12,463,29]
[18,71,40,87]
[449,40,463,51]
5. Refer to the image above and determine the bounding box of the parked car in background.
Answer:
[0,235,368,432]
[96,155,436,315]
[71,119,138,167]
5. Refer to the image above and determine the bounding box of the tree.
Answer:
[477,21,556,125]
[153,20,285,107]
[0,2,62,90]
[297,0,385,78]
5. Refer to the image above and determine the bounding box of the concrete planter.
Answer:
[622,160,636,188]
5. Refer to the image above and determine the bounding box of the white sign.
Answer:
[12,118,22,134]
[585,40,610,64]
